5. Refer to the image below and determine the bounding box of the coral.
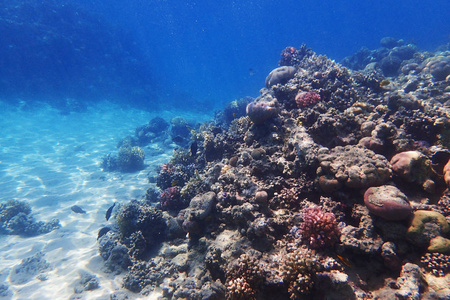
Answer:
[170,116,193,146]
[317,145,392,193]
[0,200,60,236]
[116,200,167,245]
[282,246,319,299]
[265,66,297,88]
[9,252,51,285]
[278,44,314,67]
[444,159,450,189]
[246,96,279,125]
[159,186,183,212]
[156,163,193,190]
[364,185,412,221]
[294,91,321,108]
[296,206,340,249]
[217,97,253,126]
[390,151,433,189]
[421,55,450,81]
[117,145,145,172]
[407,210,450,253]
[420,253,450,277]
[135,116,169,146]
[279,47,297,66]
[225,254,264,300]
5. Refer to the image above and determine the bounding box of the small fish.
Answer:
[71,205,86,214]
[232,112,236,118]
[379,79,391,87]
[249,68,255,76]
[336,254,352,268]
[105,203,116,221]
[171,180,179,187]
[97,226,111,240]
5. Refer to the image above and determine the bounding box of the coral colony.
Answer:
[99,39,450,299]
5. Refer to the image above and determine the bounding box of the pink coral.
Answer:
[298,206,340,249]
[295,91,321,108]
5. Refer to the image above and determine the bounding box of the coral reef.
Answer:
[98,39,450,299]
[0,200,60,236]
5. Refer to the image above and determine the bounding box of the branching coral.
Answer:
[225,254,264,300]
[420,253,450,277]
[282,247,319,299]
[297,206,340,249]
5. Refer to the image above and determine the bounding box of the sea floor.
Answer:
[0,101,211,299]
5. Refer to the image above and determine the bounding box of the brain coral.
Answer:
[265,66,296,88]
[317,145,392,193]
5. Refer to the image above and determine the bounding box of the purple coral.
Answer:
[298,206,340,249]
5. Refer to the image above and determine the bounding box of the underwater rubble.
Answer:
[100,38,450,299]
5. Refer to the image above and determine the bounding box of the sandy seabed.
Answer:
[0,101,209,299]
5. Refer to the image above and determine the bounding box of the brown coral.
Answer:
[317,145,392,193]
[282,246,318,299]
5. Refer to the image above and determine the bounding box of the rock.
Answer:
[265,66,296,88]
[395,263,425,300]
[364,185,412,221]
[428,236,450,254]
[179,192,216,234]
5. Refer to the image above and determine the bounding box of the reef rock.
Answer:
[265,66,296,88]
[364,185,412,221]
[178,191,216,234]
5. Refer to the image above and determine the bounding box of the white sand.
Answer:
[0,101,211,299]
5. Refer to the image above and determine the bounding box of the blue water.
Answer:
[1,0,449,112]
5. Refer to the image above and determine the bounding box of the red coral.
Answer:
[159,186,181,211]
[295,91,321,108]
[298,206,340,249]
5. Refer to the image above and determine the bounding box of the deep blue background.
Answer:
[2,0,449,111]
[79,0,450,109]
